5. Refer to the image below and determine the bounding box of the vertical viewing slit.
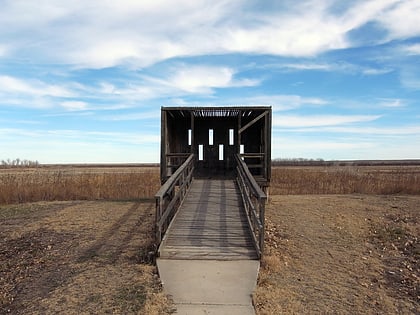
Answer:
[219,144,224,160]
[229,129,234,145]
[188,129,192,145]
[198,144,204,161]
[209,129,214,145]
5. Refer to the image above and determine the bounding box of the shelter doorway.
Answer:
[194,118,236,178]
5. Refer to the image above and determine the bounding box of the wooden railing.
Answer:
[155,154,195,245]
[235,153,267,258]
[165,153,191,178]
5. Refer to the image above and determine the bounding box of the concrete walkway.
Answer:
[156,259,260,315]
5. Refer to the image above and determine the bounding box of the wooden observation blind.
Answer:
[160,106,271,187]
[156,106,272,259]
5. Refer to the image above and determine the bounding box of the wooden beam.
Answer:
[190,111,193,153]
[266,109,272,182]
[239,111,268,134]
[160,109,167,184]
[237,110,242,153]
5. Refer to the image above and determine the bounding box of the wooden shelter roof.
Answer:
[162,106,271,118]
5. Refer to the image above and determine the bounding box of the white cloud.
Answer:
[362,68,393,76]
[271,136,375,160]
[273,114,381,128]
[0,0,412,69]
[0,44,8,56]
[274,137,372,151]
[0,127,161,163]
[279,63,333,71]
[163,94,328,111]
[264,61,393,76]
[89,65,259,101]
[400,69,420,90]
[60,101,88,111]
[246,95,328,111]
[100,111,160,121]
[401,43,420,56]
[378,98,406,108]
[166,66,259,93]
[376,0,420,39]
[0,75,73,98]
[275,124,420,136]
[321,125,420,135]
[94,82,162,101]
[168,66,234,93]
[272,134,420,160]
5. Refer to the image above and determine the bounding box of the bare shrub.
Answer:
[1,158,39,168]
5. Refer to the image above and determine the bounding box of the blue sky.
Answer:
[1,0,420,163]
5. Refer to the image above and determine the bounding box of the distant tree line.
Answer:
[272,158,420,167]
[1,158,39,168]
[272,158,325,166]
[273,157,325,162]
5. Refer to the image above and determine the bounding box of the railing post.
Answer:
[155,196,162,244]
[259,198,265,254]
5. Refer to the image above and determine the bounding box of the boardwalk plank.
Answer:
[159,179,258,260]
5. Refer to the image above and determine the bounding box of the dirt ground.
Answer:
[0,201,172,315]
[255,195,419,314]
[1,195,419,314]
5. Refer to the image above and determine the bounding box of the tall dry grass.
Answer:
[1,164,419,205]
[0,167,160,204]
[270,165,420,195]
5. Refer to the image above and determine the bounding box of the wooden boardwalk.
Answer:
[159,179,258,260]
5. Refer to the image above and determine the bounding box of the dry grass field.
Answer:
[1,164,420,204]
[255,195,419,314]
[0,201,173,314]
[271,165,420,195]
[1,164,419,314]
[0,166,160,204]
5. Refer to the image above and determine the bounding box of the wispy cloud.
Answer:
[0,75,73,98]
[0,44,8,56]
[274,137,373,151]
[376,0,420,39]
[276,125,420,136]
[273,114,381,128]
[272,133,420,160]
[165,94,328,111]
[84,64,261,102]
[1,0,415,69]
[59,101,88,111]
[362,67,393,76]
[1,1,419,163]
[99,111,160,121]
[0,127,159,145]
[276,62,333,71]
[0,127,160,163]
[401,43,420,55]
[265,60,393,76]
[378,98,406,108]
[400,68,420,90]
[323,125,420,135]
[271,136,376,160]
[165,65,260,94]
